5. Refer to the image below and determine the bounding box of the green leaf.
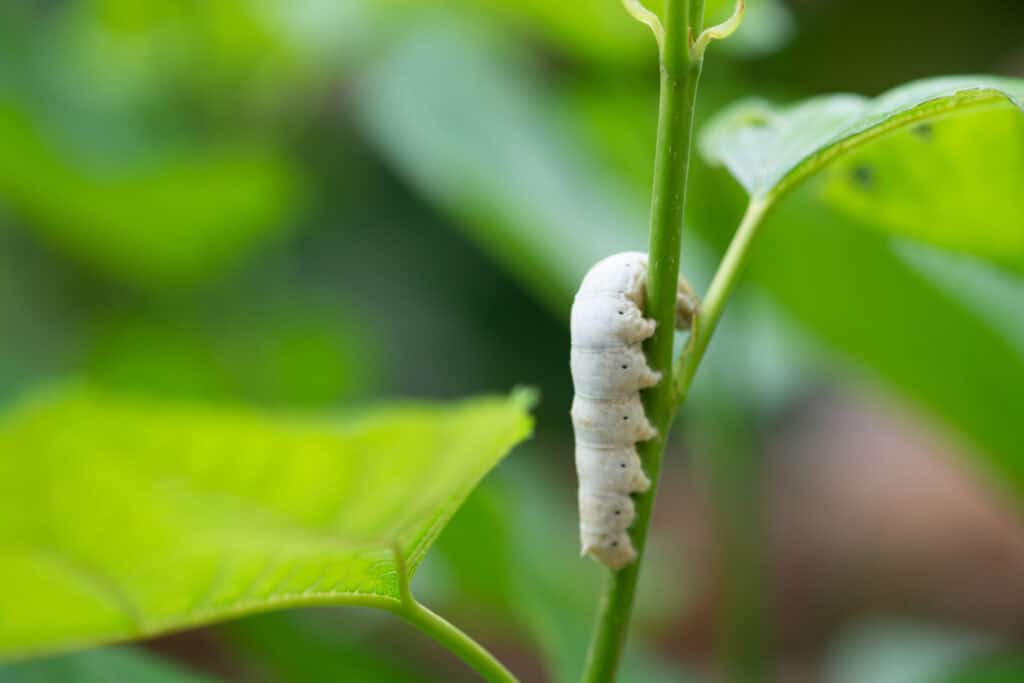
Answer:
[747,189,1024,491]
[700,77,1024,269]
[0,648,218,683]
[0,386,533,659]
[0,104,302,289]
[702,76,1024,199]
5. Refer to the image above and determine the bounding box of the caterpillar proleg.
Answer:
[570,252,697,570]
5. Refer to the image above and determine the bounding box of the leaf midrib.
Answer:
[765,89,1016,203]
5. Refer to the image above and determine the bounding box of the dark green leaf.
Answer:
[0,648,217,683]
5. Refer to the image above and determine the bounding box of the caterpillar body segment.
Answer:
[570,346,661,399]
[570,251,696,570]
[575,445,651,493]
[571,395,656,447]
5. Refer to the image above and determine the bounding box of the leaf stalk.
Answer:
[392,546,519,683]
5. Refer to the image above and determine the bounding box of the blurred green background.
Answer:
[2,0,1024,681]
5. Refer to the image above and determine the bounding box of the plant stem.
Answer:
[398,600,519,683]
[581,2,705,681]
[674,198,770,403]
[391,544,519,683]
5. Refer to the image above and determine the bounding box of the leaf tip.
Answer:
[510,385,541,413]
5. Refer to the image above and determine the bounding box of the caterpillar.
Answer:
[570,252,697,570]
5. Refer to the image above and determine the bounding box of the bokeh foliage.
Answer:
[2,0,1024,681]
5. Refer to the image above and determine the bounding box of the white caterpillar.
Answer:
[570,252,697,570]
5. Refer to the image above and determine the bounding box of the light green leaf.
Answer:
[702,76,1024,199]
[0,386,533,659]
[700,77,1024,269]
[0,648,217,683]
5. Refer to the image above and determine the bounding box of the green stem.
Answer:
[398,601,519,683]
[392,545,519,683]
[674,198,770,402]
[581,1,704,681]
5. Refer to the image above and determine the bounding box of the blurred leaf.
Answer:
[225,612,435,683]
[895,242,1024,355]
[0,226,86,405]
[748,189,1024,491]
[85,301,380,407]
[381,0,792,64]
[44,0,367,113]
[0,104,301,289]
[700,77,1024,270]
[0,386,533,659]
[0,104,299,288]
[354,22,649,314]
[0,647,217,683]
[825,621,991,683]
[705,0,795,58]
[941,653,1024,683]
[351,21,826,416]
[435,466,696,683]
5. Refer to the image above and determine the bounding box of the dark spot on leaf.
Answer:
[852,164,874,190]
[611,541,619,547]
[621,364,628,369]
[615,510,621,515]
[620,463,627,468]
[622,415,629,420]
[913,123,933,140]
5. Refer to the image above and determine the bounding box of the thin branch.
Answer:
[691,0,746,60]
[390,545,519,683]
[622,0,665,54]
[674,198,770,403]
